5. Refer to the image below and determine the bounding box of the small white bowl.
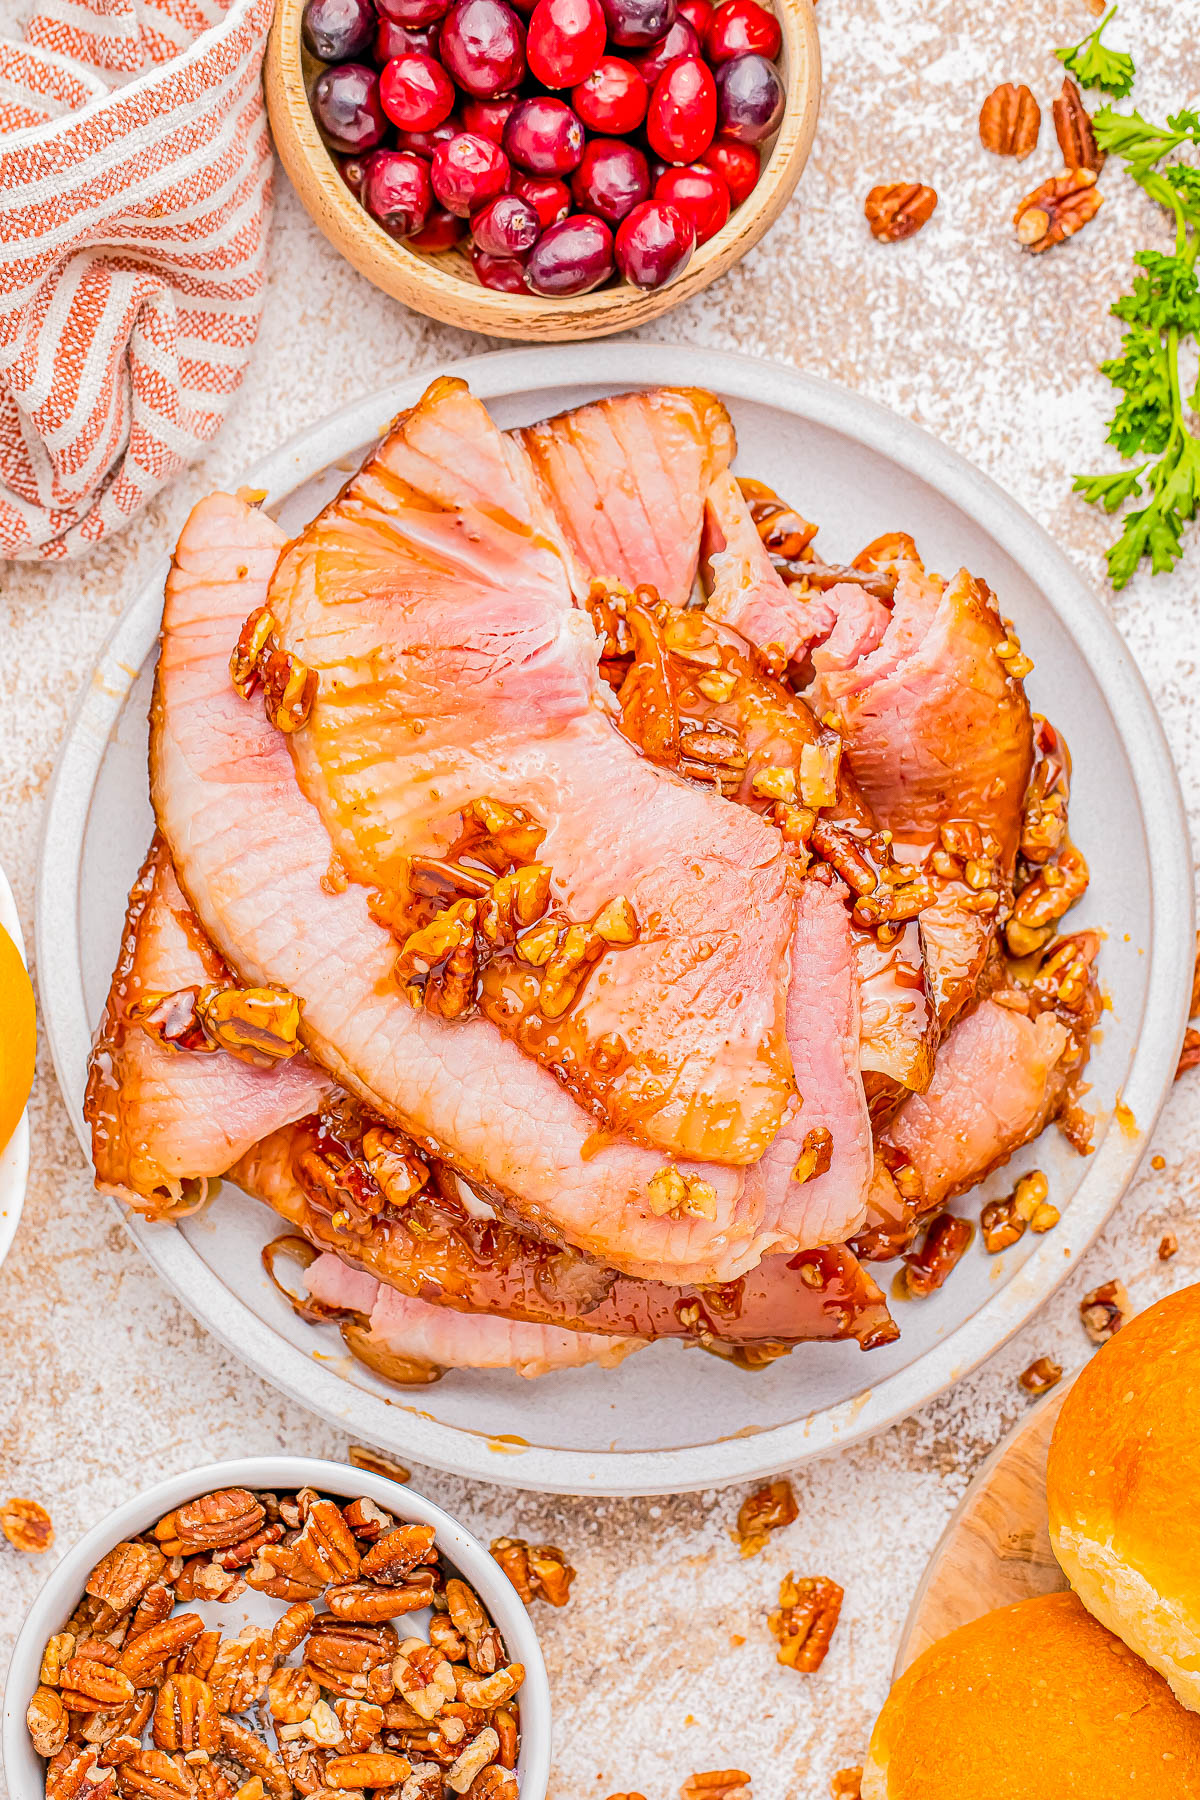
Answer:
[0,866,30,1273]
[1,1456,552,1800]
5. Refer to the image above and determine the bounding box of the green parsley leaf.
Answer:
[1072,468,1148,512]
[1056,6,1136,99]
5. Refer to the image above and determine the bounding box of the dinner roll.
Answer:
[860,1592,1200,1798]
[1046,1280,1200,1711]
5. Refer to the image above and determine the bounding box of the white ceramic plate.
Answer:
[36,343,1194,1495]
[0,867,31,1272]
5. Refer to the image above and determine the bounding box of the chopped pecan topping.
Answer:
[1007,844,1089,955]
[791,1129,833,1186]
[231,606,317,732]
[1,1495,54,1552]
[1052,77,1104,172]
[1014,168,1103,252]
[194,985,303,1067]
[978,82,1041,157]
[1018,1356,1063,1396]
[736,1478,798,1558]
[864,182,937,242]
[900,1212,972,1298]
[768,1574,843,1673]
[1080,1278,1130,1344]
[981,1170,1056,1252]
[646,1165,718,1220]
[738,477,818,559]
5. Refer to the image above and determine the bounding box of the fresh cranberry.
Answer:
[704,0,779,60]
[461,94,520,141]
[393,117,459,154]
[503,95,585,174]
[408,206,467,247]
[714,51,783,141]
[472,246,529,287]
[513,173,573,226]
[376,0,448,22]
[380,52,456,129]
[432,131,510,213]
[676,0,711,32]
[571,56,648,133]
[614,196,694,285]
[654,160,728,240]
[338,153,370,197]
[598,0,674,46]
[312,63,389,152]
[362,147,434,235]
[525,213,614,292]
[374,16,439,57]
[630,17,699,85]
[471,191,542,254]
[303,0,376,62]
[571,137,649,222]
[646,55,716,163]
[526,0,605,87]
[439,0,527,96]
[697,133,758,203]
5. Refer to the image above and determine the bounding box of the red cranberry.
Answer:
[571,56,648,133]
[375,16,439,57]
[432,131,510,213]
[598,0,674,47]
[646,55,716,163]
[630,17,699,85]
[393,117,459,153]
[654,160,728,240]
[571,137,649,222]
[377,0,448,23]
[362,147,434,235]
[526,0,605,87]
[714,51,783,142]
[380,52,455,130]
[303,0,376,62]
[408,206,467,247]
[614,196,694,285]
[338,153,369,197]
[503,95,585,174]
[472,246,529,287]
[698,133,758,203]
[439,0,527,97]
[461,94,520,140]
[513,173,572,226]
[705,0,779,60]
[471,191,542,254]
[676,0,711,31]
[525,213,614,291]
[312,63,389,152]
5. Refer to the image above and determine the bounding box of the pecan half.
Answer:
[209,1627,275,1714]
[293,1499,362,1584]
[155,1490,265,1556]
[899,1212,972,1298]
[736,1479,798,1558]
[86,1543,168,1617]
[325,1755,413,1790]
[679,1775,751,1800]
[1080,1278,1130,1344]
[49,1748,117,1800]
[488,1541,575,1608]
[27,1686,70,1757]
[768,1574,844,1673]
[864,182,937,242]
[219,1719,294,1800]
[1018,1356,1062,1396]
[1014,168,1103,252]
[1052,78,1104,173]
[326,1580,437,1622]
[978,82,1040,158]
[361,1525,437,1585]
[61,1655,137,1712]
[1,1495,54,1552]
[115,1749,195,1800]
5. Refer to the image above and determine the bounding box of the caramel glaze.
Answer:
[232,1105,897,1355]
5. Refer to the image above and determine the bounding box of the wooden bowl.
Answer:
[264,0,821,340]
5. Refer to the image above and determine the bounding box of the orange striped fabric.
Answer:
[0,0,274,560]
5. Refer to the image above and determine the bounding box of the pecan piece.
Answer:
[978,82,1040,157]
[28,1685,70,1756]
[128,1583,175,1640]
[1014,168,1103,252]
[456,1667,524,1711]
[325,1756,412,1790]
[446,1728,499,1795]
[115,1749,196,1800]
[736,1478,798,1558]
[152,1675,221,1755]
[41,1633,78,1686]
[155,1490,265,1556]
[1018,1356,1062,1396]
[398,1767,444,1800]
[679,1775,751,1800]
[1159,1231,1179,1261]
[209,1626,275,1714]
[342,1497,395,1543]
[304,1620,397,1699]
[393,1641,456,1721]
[260,648,318,734]
[272,1602,319,1658]
[333,1700,385,1753]
[361,1525,437,1585]
[768,1574,844,1673]
[1053,77,1104,173]
[61,1654,137,1712]
[900,1212,972,1298]
[49,1747,117,1800]
[219,1719,294,1800]
[830,1774,862,1800]
[268,1668,321,1725]
[1176,1028,1200,1079]
[1,1495,54,1552]
[465,1771,517,1800]
[1080,1278,1130,1344]
[86,1542,167,1616]
[293,1498,362,1584]
[864,182,937,242]
[326,1581,437,1622]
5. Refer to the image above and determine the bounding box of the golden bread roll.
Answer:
[1047,1280,1200,1711]
[861,1591,1200,1798]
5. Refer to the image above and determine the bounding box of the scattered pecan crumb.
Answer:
[1158,1231,1179,1261]
[735,1479,798,1558]
[1019,1356,1063,1396]
[1014,168,1103,251]
[768,1573,843,1673]
[830,1772,863,1800]
[1,1497,54,1553]
[347,1446,413,1485]
[1080,1278,1130,1344]
[1175,1027,1200,1079]
[680,1774,752,1800]
[864,183,937,242]
[1053,77,1104,172]
[489,1536,575,1606]
[900,1212,972,1298]
[979,82,1041,158]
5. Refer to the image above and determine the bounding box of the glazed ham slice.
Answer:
[518,387,735,607]
[702,470,842,661]
[84,834,330,1213]
[152,489,822,1282]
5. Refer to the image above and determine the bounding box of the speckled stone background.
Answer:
[2,2,1200,1795]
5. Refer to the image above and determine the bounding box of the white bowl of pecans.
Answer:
[2,1458,551,1800]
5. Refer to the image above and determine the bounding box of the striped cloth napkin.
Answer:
[0,0,275,561]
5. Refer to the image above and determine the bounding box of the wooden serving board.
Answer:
[893,1381,1073,1676]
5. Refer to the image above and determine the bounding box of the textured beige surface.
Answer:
[2,2,1200,1795]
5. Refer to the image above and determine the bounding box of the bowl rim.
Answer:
[34,341,1195,1495]
[0,1455,553,1800]
[0,865,31,1275]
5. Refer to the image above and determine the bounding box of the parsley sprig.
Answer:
[1073,108,1200,587]
[1055,5,1136,101]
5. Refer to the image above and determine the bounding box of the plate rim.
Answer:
[0,868,31,1273]
[35,340,1195,1494]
